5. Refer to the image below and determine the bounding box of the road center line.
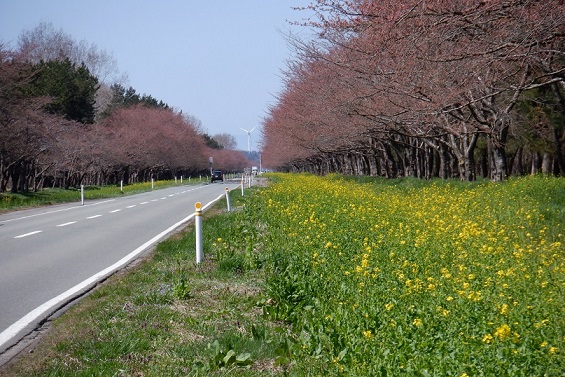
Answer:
[57,222,77,227]
[110,209,121,213]
[86,215,102,219]
[140,202,149,205]
[126,205,136,208]
[0,199,116,224]
[14,230,42,239]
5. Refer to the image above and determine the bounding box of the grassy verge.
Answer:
[1,174,563,376]
[0,179,206,212]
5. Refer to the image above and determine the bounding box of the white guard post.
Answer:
[225,187,231,212]
[195,202,203,264]
[81,184,84,206]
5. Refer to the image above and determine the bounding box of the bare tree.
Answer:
[17,22,124,85]
[212,133,238,150]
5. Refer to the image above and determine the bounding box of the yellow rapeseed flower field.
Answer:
[251,174,564,375]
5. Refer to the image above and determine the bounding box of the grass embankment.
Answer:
[0,178,206,211]
[1,174,563,376]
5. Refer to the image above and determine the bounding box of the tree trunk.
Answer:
[530,152,540,175]
[542,153,553,175]
[511,147,524,176]
[491,142,507,181]
[552,127,565,176]
[448,132,478,181]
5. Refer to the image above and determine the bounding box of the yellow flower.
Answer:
[362,330,372,338]
[413,318,423,327]
[494,324,511,341]
[467,291,482,301]
[549,347,558,354]
[483,334,494,344]
[500,303,509,315]
[437,306,449,316]
[385,303,394,311]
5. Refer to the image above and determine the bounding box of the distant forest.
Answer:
[1,23,250,193]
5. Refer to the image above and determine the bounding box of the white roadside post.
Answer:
[81,185,84,206]
[151,178,154,189]
[225,187,231,212]
[195,202,203,264]
[241,175,244,196]
[120,180,123,192]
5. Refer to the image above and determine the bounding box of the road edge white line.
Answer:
[0,192,225,350]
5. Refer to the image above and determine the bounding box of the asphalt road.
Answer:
[0,182,239,354]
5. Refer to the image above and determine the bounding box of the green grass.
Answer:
[1,174,563,376]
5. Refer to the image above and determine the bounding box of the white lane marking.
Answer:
[140,202,149,205]
[57,222,77,227]
[0,191,225,350]
[0,199,116,224]
[86,215,102,219]
[110,209,121,213]
[168,194,174,197]
[126,205,136,208]
[160,197,167,200]
[151,199,159,202]
[14,230,43,239]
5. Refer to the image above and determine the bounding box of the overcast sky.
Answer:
[0,1,315,151]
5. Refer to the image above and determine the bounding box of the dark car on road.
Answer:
[211,170,224,182]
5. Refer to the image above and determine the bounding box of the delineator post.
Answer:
[225,187,231,212]
[195,202,203,264]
